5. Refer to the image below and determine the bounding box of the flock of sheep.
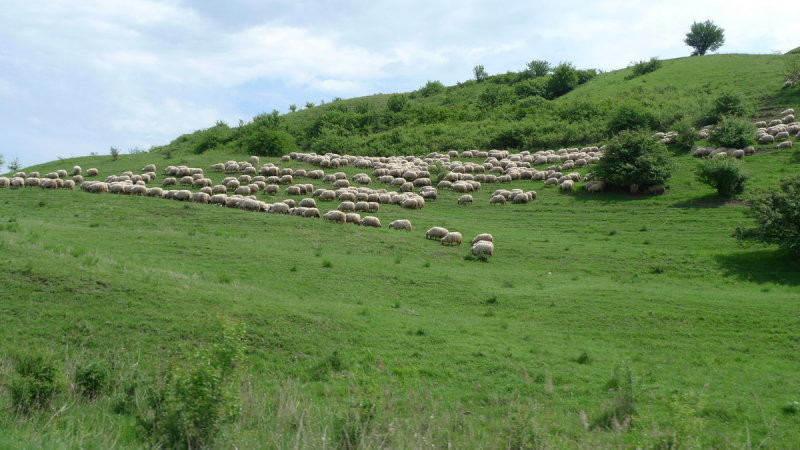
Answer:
[3,106,797,257]
[0,147,612,258]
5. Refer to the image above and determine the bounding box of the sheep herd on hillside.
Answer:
[3,107,798,258]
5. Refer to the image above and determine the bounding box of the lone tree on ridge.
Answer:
[684,20,725,56]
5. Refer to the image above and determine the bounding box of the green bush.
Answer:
[607,101,658,134]
[514,78,550,99]
[576,69,598,85]
[695,155,749,197]
[672,119,698,151]
[525,60,551,77]
[594,130,675,187]
[627,57,663,79]
[734,175,800,253]
[417,80,445,98]
[76,359,112,398]
[386,94,408,113]
[708,116,754,149]
[705,91,752,124]
[137,322,245,449]
[478,85,514,109]
[10,351,60,411]
[547,62,579,98]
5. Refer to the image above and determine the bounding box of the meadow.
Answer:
[1,141,799,448]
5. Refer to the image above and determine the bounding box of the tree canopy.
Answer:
[684,20,725,56]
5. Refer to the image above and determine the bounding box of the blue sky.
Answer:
[0,0,793,169]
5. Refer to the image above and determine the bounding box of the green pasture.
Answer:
[1,145,798,448]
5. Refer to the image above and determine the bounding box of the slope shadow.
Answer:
[670,194,743,209]
[713,249,800,286]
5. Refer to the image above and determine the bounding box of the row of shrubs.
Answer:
[161,85,756,161]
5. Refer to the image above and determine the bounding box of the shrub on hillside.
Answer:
[490,125,526,149]
[607,101,658,134]
[137,322,245,449]
[76,359,113,399]
[734,175,800,253]
[576,68,598,85]
[704,91,752,124]
[386,94,408,113]
[514,77,550,99]
[240,111,295,156]
[417,80,445,98]
[695,155,749,197]
[672,119,698,152]
[526,60,551,77]
[708,116,754,149]
[626,57,663,79]
[547,62,579,98]
[10,350,61,411]
[594,130,675,187]
[478,85,515,109]
[194,125,232,155]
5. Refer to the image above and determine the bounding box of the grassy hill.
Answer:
[151,53,799,161]
[1,54,799,448]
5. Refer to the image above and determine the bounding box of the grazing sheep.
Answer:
[211,185,227,195]
[269,202,290,214]
[301,208,321,218]
[360,216,382,228]
[368,202,380,212]
[173,190,192,201]
[355,201,370,212]
[471,240,494,256]
[265,185,280,195]
[73,175,84,184]
[249,156,260,166]
[587,181,606,193]
[299,198,317,208]
[147,187,164,197]
[759,134,776,144]
[318,190,336,201]
[780,109,795,116]
[142,164,156,172]
[776,140,793,149]
[282,199,296,208]
[388,219,412,231]
[338,201,356,212]
[235,186,251,196]
[344,213,362,224]
[324,210,347,223]
[512,193,530,204]
[56,169,68,178]
[489,195,507,205]
[191,192,210,204]
[645,184,666,195]
[280,175,293,184]
[73,166,82,176]
[472,233,493,244]
[25,178,41,187]
[560,180,574,191]
[441,232,463,246]
[775,131,791,140]
[457,194,473,205]
[782,114,795,124]
[426,227,449,240]
[209,194,228,206]
[0,177,8,187]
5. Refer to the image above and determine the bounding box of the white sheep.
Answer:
[302,208,321,218]
[560,180,574,191]
[269,202,290,214]
[441,232,463,246]
[299,198,317,208]
[471,240,494,256]
[426,227,449,240]
[472,233,493,244]
[388,219,412,231]
[457,194,474,205]
[645,185,666,195]
[142,164,156,172]
[73,166,82,176]
[360,216,382,228]
[338,201,356,212]
[324,210,347,223]
[776,140,793,149]
[489,195,507,205]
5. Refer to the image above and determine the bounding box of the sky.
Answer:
[0,0,794,169]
